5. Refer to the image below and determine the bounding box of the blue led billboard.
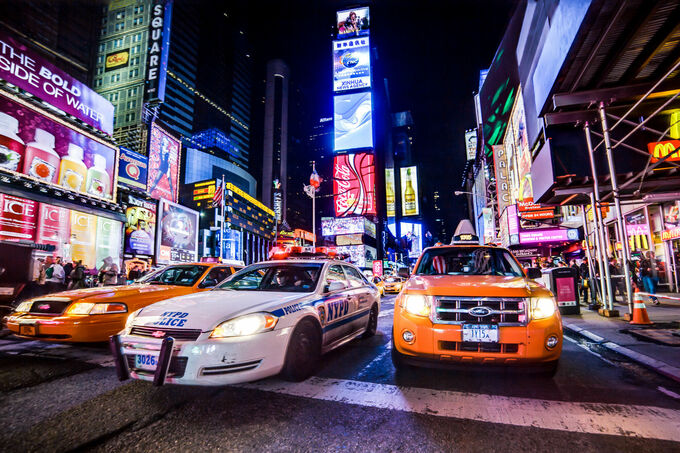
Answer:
[333,37,371,92]
[334,92,373,152]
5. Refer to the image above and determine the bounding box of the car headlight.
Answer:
[66,302,127,315]
[402,294,431,317]
[210,313,278,338]
[14,301,33,313]
[530,297,556,320]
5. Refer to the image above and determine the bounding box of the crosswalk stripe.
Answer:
[240,376,680,442]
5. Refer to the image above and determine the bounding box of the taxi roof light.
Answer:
[451,220,479,244]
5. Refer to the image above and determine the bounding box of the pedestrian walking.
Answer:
[98,257,119,286]
[62,260,73,289]
[67,260,86,290]
[640,251,660,305]
[579,257,592,304]
[608,257,625,303]
[45,256,66,294]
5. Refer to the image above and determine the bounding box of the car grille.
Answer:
[125,355,188,378]
[28,300,71,316]
[439,341,520,354]
[129,326,202,341]
[432,297,527,326]
[201,359,262,376]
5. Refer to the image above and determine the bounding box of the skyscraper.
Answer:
[262,59,289,221]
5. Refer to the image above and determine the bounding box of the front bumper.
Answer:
[115,326,292,386]
[393,312,562,365]
[4,313,127,342]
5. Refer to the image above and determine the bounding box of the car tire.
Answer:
[281,318,321,382]
[361,304,379,339]
[390,332,411,369]
[541,360,559,377]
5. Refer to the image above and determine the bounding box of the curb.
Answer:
[563,324,680,384]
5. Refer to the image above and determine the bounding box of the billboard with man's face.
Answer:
[336,7,370,39]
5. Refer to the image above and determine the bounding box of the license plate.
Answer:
[20,324,37,336]
[134,354,159,371]
[462,324,498,343]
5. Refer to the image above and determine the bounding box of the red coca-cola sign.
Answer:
[333,153,376,217]
[0,193,38,241]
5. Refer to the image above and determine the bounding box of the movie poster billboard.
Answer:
[333,153,376,217]
[333,37,371,92]
[0,93,117,199]
[399,166,420,217]
[124,195,157,256]
[156,198,198,264]
[336,7,370,39]
[334,92,373,152]
[118,146,148,191]
[147,123,180,202]
[0,32,114,134]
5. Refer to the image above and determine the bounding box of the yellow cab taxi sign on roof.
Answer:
[451,219,479,244]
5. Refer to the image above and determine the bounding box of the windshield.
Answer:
[217,263,323,292]
[415,247,524,277]
[385,276,400,283]
[137,265,208,286]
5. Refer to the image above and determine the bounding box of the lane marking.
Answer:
[657,386,680,400]
[240,376,680,441]
[563,334,615,366]
[355,342,392,379]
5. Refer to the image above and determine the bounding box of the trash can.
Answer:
[540,267,580,315]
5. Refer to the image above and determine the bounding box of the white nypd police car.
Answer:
[110,256,380,386]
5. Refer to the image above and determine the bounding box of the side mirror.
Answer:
[397,268,410,279]
[325,281,346,293]
[526,267,542,279]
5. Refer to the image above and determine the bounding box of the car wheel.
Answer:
[390,331,411,369]
[281,318,321,382]
[541,360,559,377]
[361,304,379,338]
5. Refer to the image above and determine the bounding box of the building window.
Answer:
[109,93,119,102]
[96,67,103,76]
[127,99,137,109]
[95,78,102,87]
[110,73,121,83]
[129,68,139,78]
[98,43,105,53]
[114,22,125,31]
[132,33,142,43]
[134,5,144,14]
[97,55,104,64]
[130,56,140,66]
[115,11,125,20]
[125,112,136,122]
[132,17,143,26]
[113,38,123,48]
[127,87,138,97]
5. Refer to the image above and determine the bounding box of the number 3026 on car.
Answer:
[110,257,381,386]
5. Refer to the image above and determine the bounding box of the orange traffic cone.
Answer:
[630,285,653,325]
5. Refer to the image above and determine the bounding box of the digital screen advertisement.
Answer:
[0,192,121,268]
[334,92,373,152]
[321,216,366,236]
[0,32,114,134]
[333,153,376,217]
[157,198,199,264]
[385,168,396,218]
[118,147,148,191]
[336,7,370,39]
[147,123,180,202]
[333,37,371,92]
[519,228,579,244]
[124,195,157,256]
[0,93,117,199]
[400,221,423,258]
[336,244,376,269]
[465,130,477,161]
[400,166,420,217]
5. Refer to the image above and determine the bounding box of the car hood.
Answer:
[132,290,305,330]
[45,284,182,301]
[403,275,548,298]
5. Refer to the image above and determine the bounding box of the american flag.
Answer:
[433,256,447,274]
[212,180,223,207]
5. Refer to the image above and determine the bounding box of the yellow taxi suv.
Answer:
[392,234,562,375]
[3,263,241,343]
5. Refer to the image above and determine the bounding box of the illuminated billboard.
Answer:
[147,123,181,202]
[156,198,199,264]
[333,37,371,92]
[400,221,423,258]
[385,168,396,217]
[336,7,370,39]
[336,244,376,269]
[400,166,419,217]
[0,93,117,200]
[124,195,156,256]
[333,153,376,217]
[118,147,148,191]
[465,129,477,161]
[334,92,373,152]
[321,216,374,237]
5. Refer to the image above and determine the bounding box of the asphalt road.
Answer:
[2,295,680,452]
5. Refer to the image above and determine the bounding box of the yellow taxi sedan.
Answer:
[383,276,405,294]
[3,263,241,342]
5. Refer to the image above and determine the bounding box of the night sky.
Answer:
[240,0,517,239]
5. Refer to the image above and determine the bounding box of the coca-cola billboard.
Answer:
[333,153,376,217]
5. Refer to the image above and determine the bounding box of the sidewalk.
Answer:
[562,294,680,383]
